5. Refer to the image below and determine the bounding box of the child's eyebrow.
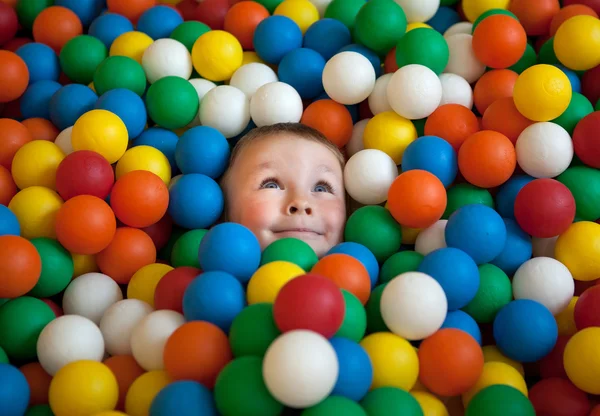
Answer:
[316,164,335,174]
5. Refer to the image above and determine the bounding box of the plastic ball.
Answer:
[190,30,243,82]
[146,76,199,129]
[380,251,424,283]
[387,64,442,119]
[49,84,97,131]
[229,303,281,358]
[154,266,199,312]
[0,118,32,170]
[553,92,594,136]
[472,14,527,69]
[14,43,59,85]
[253,15,303,64]
[303,18,350,60]
[150,380,216,416]
[133,127,179,171]
[346,118,369,157]
[343,149,398,205]
[462,361,528,407]
[127,263,173,308]
[327,242,378,288]
[168,173,223,229]
[89,12,134,49]
[438,73,474,108]
[230,63,278,99]
[482,345,524,375]
[109,31,154,65]
[278,48,325,99]
[396,28,449,75]
[441,309,482,344]
[27,237,73,298]
[495,175,535,219]
[11,140,64,190]
[170,229,206,268]
[0,364,30,416]
[322,51,376,105]
[70,109,127,164]
[198,85,250,138]
[353,0,406,56]
[482,97,535,144]
[443,183,494,219]
[411,392,449,416]
[62,272,121,324]
[19,80,60,120]
[424,104,479,151]
[311,253,371,305]
[125,370,171,416]
[7,186,63,240]
[529,378,590,416]
[0,205,19,236]
[115,145,171,185]
[444,34,486,84]
[466,385,535,416]
[515,122,573,178]
[362,111,417,164]
[550,4,599,36]
[555,221,600,281]
[142,38,192,84]
[554,15,600,71]
[490,218,533,275]
[573,111,600,168]
[59,35,107,85]
[361,387,423,415]
[99,356,142,411]
[250,81,303,126]
[32,6,83,53]
[367,74,392,116]
[274,0,319,34]
[19,361,53,407]
[170,20,210,52]
[301,99,353,147]
[0,3,18,46]
[94,56,147,96]
[326,337,373,402]
[459,130,516,188]
[95,88,147,139]
[246,260,305,304]
[402,136,457,188]
[136,5,183,40]
[174,126,228,178]
[575,285,600,329]
[473,68,518,115]
[99,299,154,356]
[223,2,269,50]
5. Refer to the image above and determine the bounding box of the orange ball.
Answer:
[0,51,29,103]
[384,47,399,74]
[55,195,117,255]
[20,362,53,406]
[104,355,146,411]
[163,321,232,389]
[311,253,371,305]
[550,4,598,36]
[387,170,447,229]
[32,6,83,53]
[301,99,353,148]
[224,1,269,50]
[22,118,59,141]
[510,0,560,36]
[424,104,480,151]
[0,165,17,206]
[458,130,516,188]
[0,235,41,298]
[482,97,535,144]
[96,227,157,285]
[473,69,519,115]
[418,328,484,397]
[107,0,156,23]
[472,15,527,69]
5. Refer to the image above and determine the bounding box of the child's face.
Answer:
[225,135,346,258]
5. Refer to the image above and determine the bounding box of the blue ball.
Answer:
[168,174,224,229]
[0,205,20,237]
[496,175,535,220]
[426,7,461,34]
[491,218,532,276]
[401,136,458,188]
[441,310,482,344]
[133,127,179,172]
[278,48,326,99]
[88,12,134,48]
[445,204,507,265]
[15,43,60,83]
[20,80,62,120]
[338,44,382,78]
[55,0,105,26]
[49,84,98,131]
[330,337,373,402]
[175,126,230,179]
[253,16,303,65]
[198,222,261,284]
[150,381,217,416]
[0,364,30,416]
[183,271,246,332]
[304,18,352,60]
[554,64,581,94]
[327,242,379,288]
[418,247,479,310]
[493,299,558,363]
[95,88,147,139]
[137,5,184,40]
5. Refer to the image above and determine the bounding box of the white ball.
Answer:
[368,73,393,115]
[199,85,250,138]
[516,122,573,178]
[532,236,558,258]
[100,299,154,356]
[444,34,486,84]
[439,73,474,108]
[263,330,338,408]
[37,315,105,375]
[444,22,473,38]
[62,272,123,324]
[322,51,376,105]
[347,118,370,157]
[142,38,192,84]
[187,78,217,127]
[130,310,185,371]
[55,126,74,155]
[250,82,304,127]
[344,149,398,205]
[309,0,331,16]
[387,64,442,120]
[512,257,575,315]
[394,0,440,23]
[381,272,448,340]
[230,63,278,99]
[415,220,447,255]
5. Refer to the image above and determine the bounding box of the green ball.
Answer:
[440,0,459,5]
[472,9,519,33]
[596,98,600,111]
[0,296,55,361]
[552,92,594,135]
[0,346,8,364]
[60,35,108,85]
[412,118,426,137]
[539,37,560,66]
[16,0,53,30]
[396,28,449,75]
[214,356,284,416]
[93,56,147,96]
[345,206,402,263]
[260,238,318,271]
[361,387,423,416]
[171,229,207,268]
[462,264,512,324]
[365,284,389,334]
[509,43,537,74]
[466,385,535,416]
[170,21,211,52]
[354,0,407,56]
[158,226,187,261]
[254,0,284,13]
[26,405,54,416]
[335,290,367,342]
[229,303,281,358]
[0,299,7,308]
[380,251,424,284]
[558,166,600,221]
[146,76,199,129]
[325,0,366,31]
[303,396,367,416]
[444,184,494,219]
[29,238,73,298]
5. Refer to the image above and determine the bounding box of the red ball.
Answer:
[0,2,18,46]
[55,150,114,201]
[178,0,230,29]
[574,285,600,329]
[514,178,576,238]
[154,266,201,313]
[2,37,32,52]
[142,214,173,251]
[582,65,600,106]
[273,274,345,338]
[42,298,63,318]
[539,335,570,379]
[573,111,600,168]
[564,0,600,15]
[529,378,590,416]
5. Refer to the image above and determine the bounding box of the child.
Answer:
[220,123,347,258]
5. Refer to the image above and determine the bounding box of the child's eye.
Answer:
[260,177,281,189]
[314,181,334,193]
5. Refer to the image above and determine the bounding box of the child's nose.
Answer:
[288,200,312,215]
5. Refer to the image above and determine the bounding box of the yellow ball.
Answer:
[412,391,449,416]
[125,370,171,416]
[481,345,524,376]
[191,30,243,82]
[127,263,173,307]
[110,31,154,64]
[402,226,421,245]
[363,111,418,164]
[49,360,119,416]
[242,51,265,65]
[8,186,63,239]
[555,221,600,281]
[564,327,600,394]
[274,0,320,34]
[247,261,305,304]
[115,145,172,185]
[554,15,600,71]
[72,109,129,164]
[462,362,528,407]
[407,22,433,32]
[360,332,419,391]
[513,64,572,122]
[93,412,129,416]
[461,0,510,22]
[11,140,65,190]
[72,253,99,277]
[556,296,578,337]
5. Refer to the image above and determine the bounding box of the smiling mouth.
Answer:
[273,228,324,237]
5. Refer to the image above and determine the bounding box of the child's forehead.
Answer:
[236,134,337,164]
